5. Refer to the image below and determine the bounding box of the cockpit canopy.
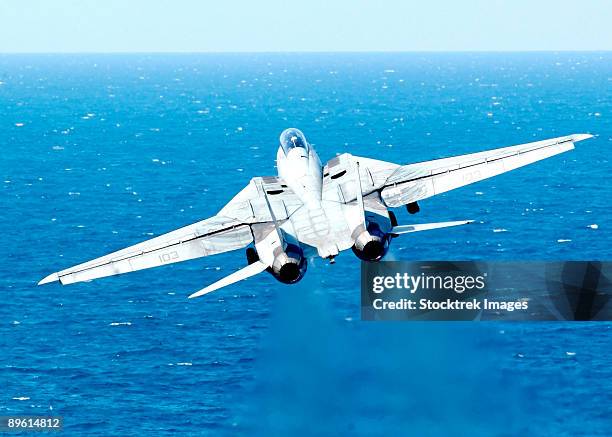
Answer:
[280,128,309,155]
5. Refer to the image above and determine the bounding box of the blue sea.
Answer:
[1,53,611,435]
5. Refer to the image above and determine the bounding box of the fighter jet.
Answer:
[38,129,593,298]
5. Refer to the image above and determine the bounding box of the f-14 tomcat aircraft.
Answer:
[39,129,593,298]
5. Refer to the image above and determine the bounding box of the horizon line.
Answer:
[0,49,611,55]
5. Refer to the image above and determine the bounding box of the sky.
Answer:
[0,0,610,53]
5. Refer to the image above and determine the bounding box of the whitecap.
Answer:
[176,362,192,366]
[15,122,25,127]
[109,322,132,326]
[493,228,507,233]
[12,397,30,401]
[557,239,572,243]
[566,351,576,356]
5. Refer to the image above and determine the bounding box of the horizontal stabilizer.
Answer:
[391,220,474,236]
[188,261,268,299]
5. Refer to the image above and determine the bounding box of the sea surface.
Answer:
[1,53,611,435]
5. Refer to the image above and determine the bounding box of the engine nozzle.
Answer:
[352,223,390,262]
[271,244,307,284]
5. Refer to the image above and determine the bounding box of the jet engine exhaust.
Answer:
[271,244,307,284]
[247,245,307,284]
[351,223,390,262]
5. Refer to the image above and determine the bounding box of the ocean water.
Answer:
[1,53,611,435]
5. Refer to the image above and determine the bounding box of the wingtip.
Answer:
[571,133,594,142]
[38,272,59,286]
